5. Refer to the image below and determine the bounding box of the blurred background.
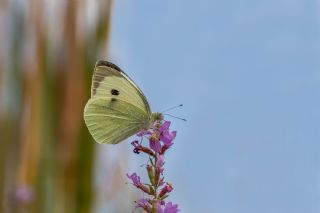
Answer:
[1,0,319,213]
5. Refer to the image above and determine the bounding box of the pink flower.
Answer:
[127,119,180,212]
[135,198,151,212]
[159,121,177,154]
[127,173,151,195]
[159,121,176,143]
[159,121,170,132]
[149,139,162,153]
[126,173,141,187]
[147,121,177,154]
[157,202,180,213]
[161,130,176,146]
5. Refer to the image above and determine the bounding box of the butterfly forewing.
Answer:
[91,61,151,115]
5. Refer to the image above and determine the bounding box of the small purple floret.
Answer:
[160,130,176,146]
[157,202,180,213]
[149,139,162,153]
[135,198,150,209]
[126,173,141,187]
[159,121,171,132]
[158,121,176,147]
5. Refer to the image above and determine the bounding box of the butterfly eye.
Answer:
[111,89,119,96]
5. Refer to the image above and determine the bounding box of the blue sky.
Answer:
[109,0,320,212]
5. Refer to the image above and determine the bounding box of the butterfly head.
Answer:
[151,112,164,124]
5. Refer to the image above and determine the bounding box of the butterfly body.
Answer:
[84,60,162,144]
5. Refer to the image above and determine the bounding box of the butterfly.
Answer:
[84,60,163,144]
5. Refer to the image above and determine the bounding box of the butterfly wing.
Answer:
[91,60,151,114]
[84,60,151,144]
[84,98,149,144]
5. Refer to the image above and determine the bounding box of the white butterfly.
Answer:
[84,60,162,144]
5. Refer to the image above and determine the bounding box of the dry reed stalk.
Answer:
[14,0,45,212]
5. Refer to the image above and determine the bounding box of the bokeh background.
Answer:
[1,0,319,213]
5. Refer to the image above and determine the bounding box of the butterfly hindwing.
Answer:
[84,98,150,144]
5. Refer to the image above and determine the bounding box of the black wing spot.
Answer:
[111,89,119,96]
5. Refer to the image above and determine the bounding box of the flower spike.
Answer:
[127,119,180,212]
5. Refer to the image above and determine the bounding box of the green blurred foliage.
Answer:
[0,1,118,212]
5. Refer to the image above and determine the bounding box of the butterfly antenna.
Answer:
[161,104,183,113]
[164,113,187,122]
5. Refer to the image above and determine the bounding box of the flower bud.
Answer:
[159,183,173,198]
[140,146,155,156]
[138,184,152,195]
